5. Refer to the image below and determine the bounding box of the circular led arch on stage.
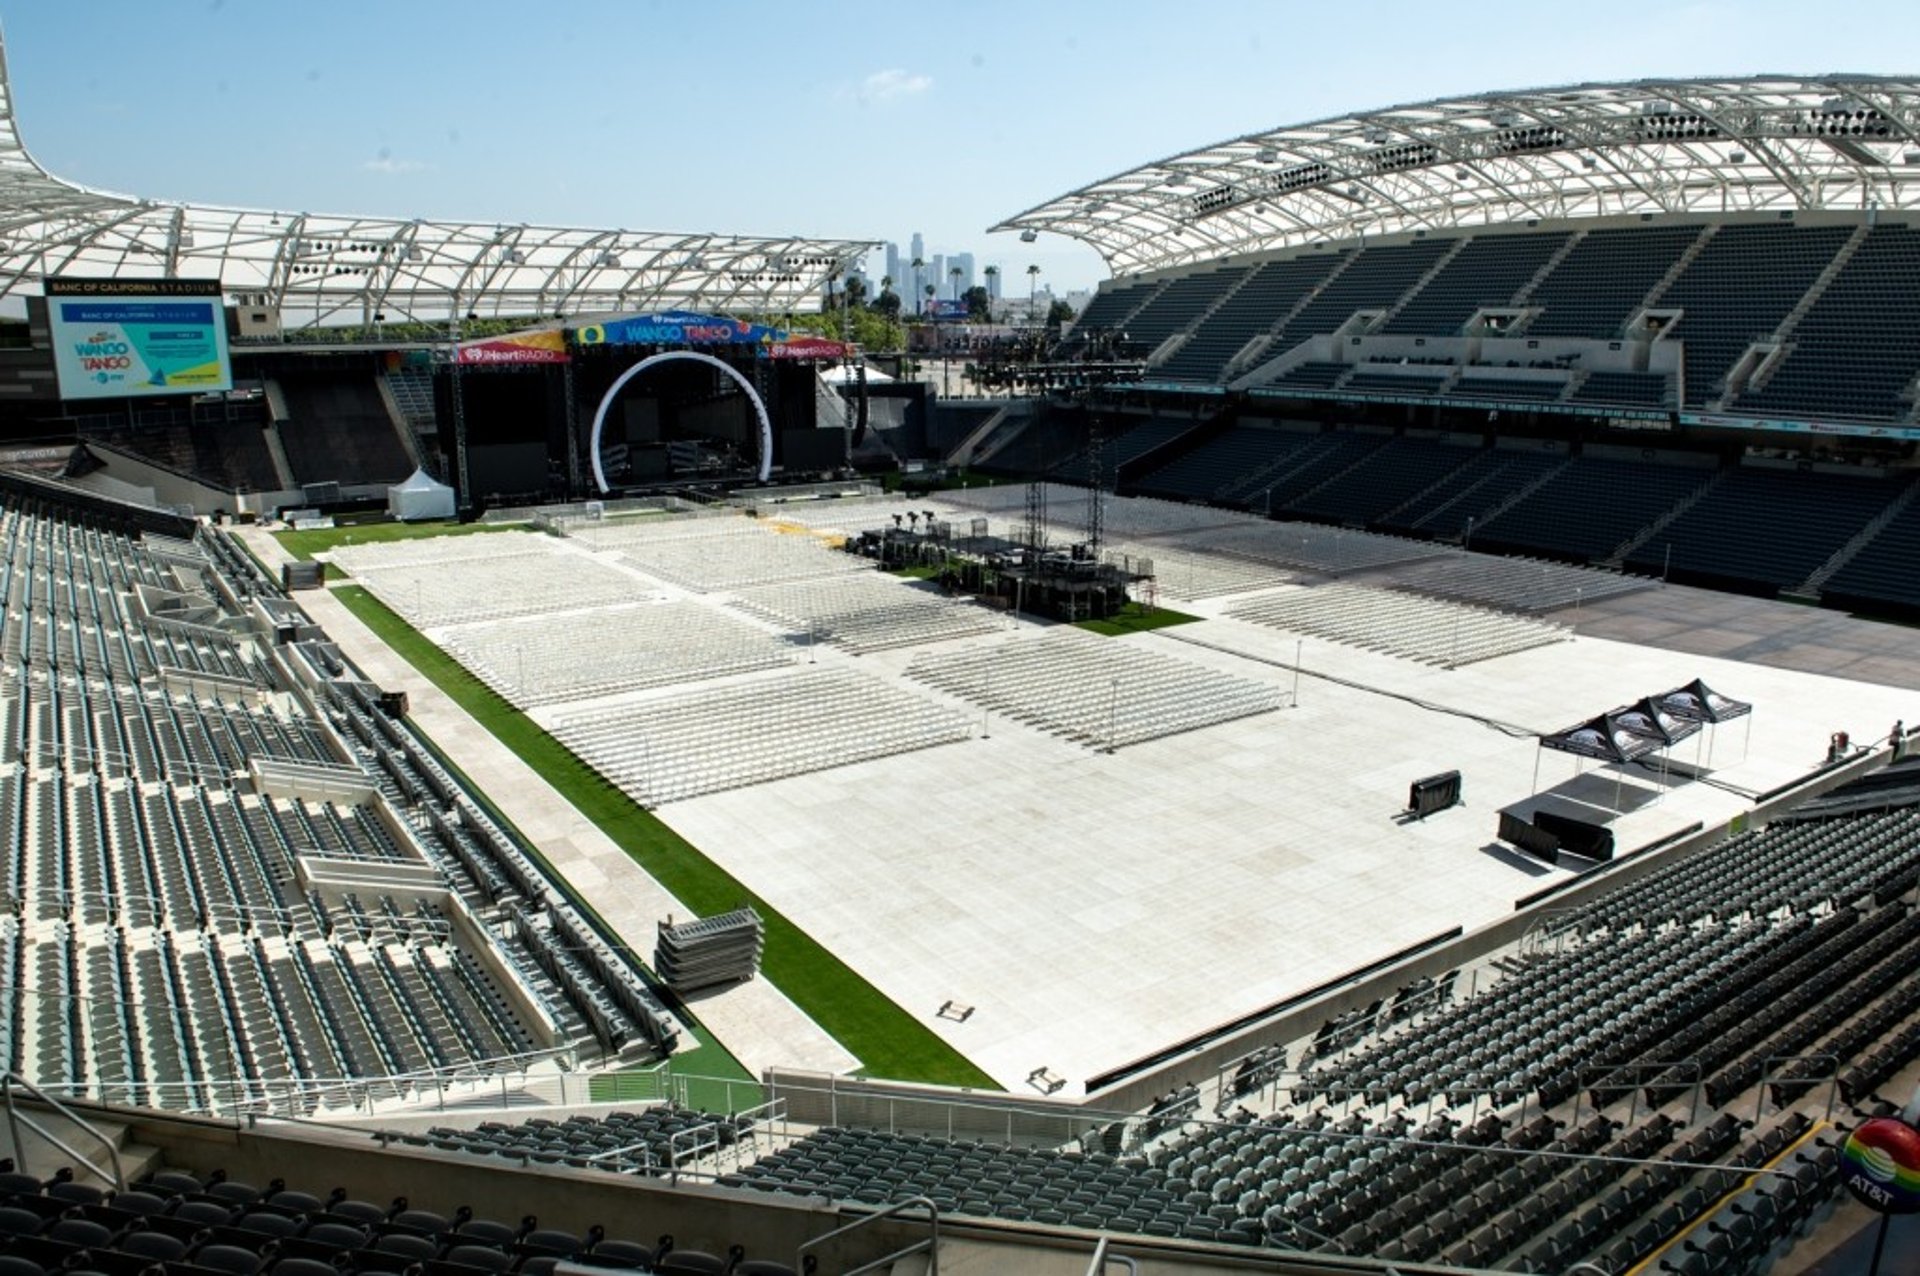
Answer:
[588,350,773,491]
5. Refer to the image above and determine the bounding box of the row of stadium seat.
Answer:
[382,762,1920,1271]
[0,1163,794,1276]
[0,490,681,1116]
[1028,412,1920,606]
[1086,218,1920,420]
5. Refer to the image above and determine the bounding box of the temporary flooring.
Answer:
[254,506,1920,1098]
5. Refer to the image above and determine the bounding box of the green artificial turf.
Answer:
[275,520,521,561]
[329,583,998,1091]
[1075,602,1203,637]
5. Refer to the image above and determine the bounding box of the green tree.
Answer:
[1045,298,1075,331]
[962,285,992,322]
[783,307,904,353]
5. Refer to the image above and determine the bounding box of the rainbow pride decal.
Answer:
[1840,1117,1920,1214]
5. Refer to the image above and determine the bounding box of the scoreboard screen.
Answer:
[46,277,231,401]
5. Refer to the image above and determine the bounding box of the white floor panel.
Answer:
[659,609,1920,1096]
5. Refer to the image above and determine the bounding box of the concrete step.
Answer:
[0,1106,161,1190]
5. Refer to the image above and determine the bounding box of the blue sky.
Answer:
[6,2,1918,295]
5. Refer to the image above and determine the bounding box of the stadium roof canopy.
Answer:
[0,35,874,329]
[993,76,1920,277]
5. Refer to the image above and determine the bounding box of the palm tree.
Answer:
[949,265,963,302]
[983,264,999,302]
[910,256,925,313]
[1027,264,1042,320]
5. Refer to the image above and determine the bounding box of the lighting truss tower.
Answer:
[1084,421,1106,556]
[1024,477,1048,554]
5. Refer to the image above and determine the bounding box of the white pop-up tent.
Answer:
[387,468,456,522]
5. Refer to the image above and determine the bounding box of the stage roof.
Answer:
[993,76,1920,277]
[0,34,875,329]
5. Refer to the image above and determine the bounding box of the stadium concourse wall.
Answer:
[6,1097,1425,1276]
[768,736,1907,1123]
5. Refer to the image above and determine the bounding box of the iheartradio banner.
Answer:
[767,336,852,360]
[455,329,570,365]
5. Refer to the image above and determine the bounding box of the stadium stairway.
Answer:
[1770,224,1873,346]
[0,1094,164,1192]
[1639,223,1720,313]
[1603,466,1731,567]
[371,376,427,473]
[942,402,1013,468]
[259,380,297,491]
[1507,227,1587,311]
[1146,267,1261,375]
[1449,451,1571,544]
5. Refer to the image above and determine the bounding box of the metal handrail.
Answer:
[1085,1235,1137,1276]
[34,1041,580,1116]
[1757,1053,1840,1124]
[1574,1057,1704,1128]
[797,1195,939,1276]
[2,1072,126,1191]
